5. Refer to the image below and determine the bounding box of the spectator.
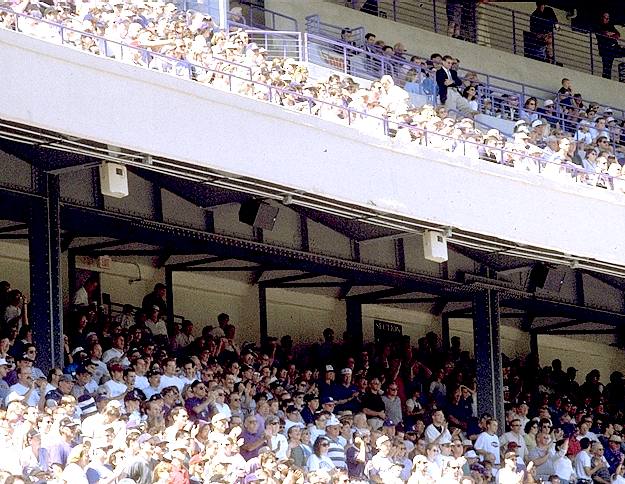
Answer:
[307,436,335,471]
[141,283,167,315]
[530,1,560,64]
[435,55,464,113]
[72,277,98,310]
[596,12,625,80]
[446,0,463,39]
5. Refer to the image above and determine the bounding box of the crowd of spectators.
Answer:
[356,0,625,82]
[1,0,625,191]
[1,278,625,484]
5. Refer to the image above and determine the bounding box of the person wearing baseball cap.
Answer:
[369,435,393,480]
[324,415,346,469]
[320,396,337,414]
[301,393,320,425]
[331,367,360,414]
[318,365,335,403]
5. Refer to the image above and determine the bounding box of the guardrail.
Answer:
[236,0,298,31]
[304,17,625,149]
[334,0,625,82]
[305,14,365,47]
[0,7,622,194]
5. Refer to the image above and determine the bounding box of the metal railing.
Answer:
[304,16,625,148]
[305,14,365,47]
[1,7,623,195]
[232,1,298,31]
[246,30,303,61]
[335,0,625,82]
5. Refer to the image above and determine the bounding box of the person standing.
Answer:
[435,55,464,112]
[596,12,625,80]
[530,1,560,63]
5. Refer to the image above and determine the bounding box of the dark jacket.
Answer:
[435,67,462,104]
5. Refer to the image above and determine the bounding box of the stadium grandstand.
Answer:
[2,0,625,483]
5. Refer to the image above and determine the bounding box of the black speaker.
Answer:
[238,200,279,231]
[528,263,549,290]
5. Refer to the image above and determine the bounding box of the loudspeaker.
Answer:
[423,230,448,263]
[528,263,549,290]
[238,200,279,230]
[99,162,129,198]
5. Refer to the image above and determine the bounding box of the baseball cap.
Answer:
[59,418,79,428]
[321,396,335,405]
[326,416,341,427]
[376,435,390,447]
[544,99,554,106]
[0,358,8,367]
[465,450,478,458]
[341,368,352,375]
[211,413,230,424]
[325,365,334,372]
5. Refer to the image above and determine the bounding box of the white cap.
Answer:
[376,435,390,448]
[325,416,341,427]
[0,358,8,366]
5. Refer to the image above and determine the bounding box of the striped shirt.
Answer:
[327,436,347,469]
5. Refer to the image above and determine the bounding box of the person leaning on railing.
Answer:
[595,12,625,81]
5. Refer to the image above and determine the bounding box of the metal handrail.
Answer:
[334,0,625,82]
[238,0,298,32]
[1,7,622,194]
[304,18,625,136]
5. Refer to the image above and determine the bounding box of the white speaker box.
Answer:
[423,230,448,263]
[99,162,129,198]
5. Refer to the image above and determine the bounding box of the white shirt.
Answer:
[134,375,149,390]
[425,424,452,444]
[6,383,40,407]
[147,319,168,337]
[553,453,574,481]
[102,348,124,363]
[72,287,89,307]
[160,374,184,392]
[270,433,288,460]
[574,449,592,479]
[306,453,335,472]
[143,385,161,399]
[100,379,127,398]
[475,431,501,465]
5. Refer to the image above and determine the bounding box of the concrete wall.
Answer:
[270,0,625,108]
[3,29,625,269]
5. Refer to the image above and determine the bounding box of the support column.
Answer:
[346,298,363,347]
[29,173,63,372]
[472,289,504,429]
[165,267,174,325]
[441,313,450,352]
[529,331,539,361]
[259,284,268,343]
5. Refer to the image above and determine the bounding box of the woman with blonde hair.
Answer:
[60,444,89,484]
[152,461,172,484]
